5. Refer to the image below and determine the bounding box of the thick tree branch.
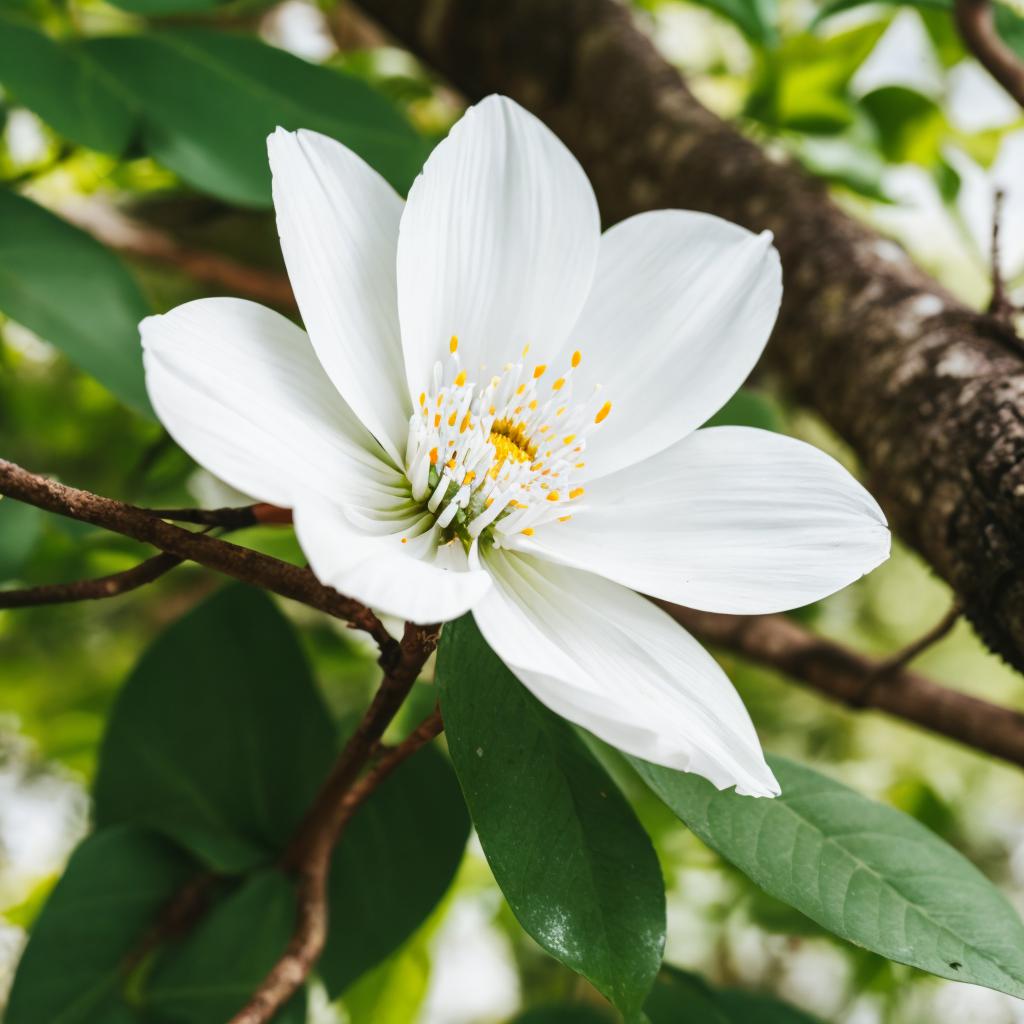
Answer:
[227,625,442,1024]
[0,460,394,659]
[352,0,1024,672]
[662,602,1024,769]
[954,0,1024,109]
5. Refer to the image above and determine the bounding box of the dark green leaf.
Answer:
[6,826,195,1024]
[437,615,665,1019]
[0,190,151,415]
[147,870,306,1024]
[0,14,135,153]
[684,0,778,44]
[107,0,222,14]
[633,755,1024,997]
[645,966,823,1024]
[0,498,44,580]
[511,1007,617,1024]
[85,29,431,206]
[811,0,949,26]
[321,744,469,996]
[94,584,337,873]
[860,87,946,166]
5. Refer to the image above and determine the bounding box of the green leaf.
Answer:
[437,615,666,1019]
[321,744,469,996]
[684,0,778,44]
[645,966,824,1023]
[633,755,1024,997]
[0,190,152,416]
[0,497,44,580]
[6,826,195,1024]
[147,870,306,1024]
[811,0,950,27]
[860,86,947,166]
[0,14,135,153]
[94,584,337,873]
[511,1008,617,1024]
[107,0,222,14]
[704,388,784,432]
[85,29,431,206]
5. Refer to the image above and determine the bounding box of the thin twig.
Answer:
[868,600,963,680]
[954,0,1024,109]
[227,623,441,1024]
[0,459,395,659]
[987,188,1021,325]
[661,601,1024,769]
[142,503,293,528]
[0,552,182,608]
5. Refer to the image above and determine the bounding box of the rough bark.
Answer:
[354,0,1024,672]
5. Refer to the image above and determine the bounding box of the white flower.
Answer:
[141,95,890,798]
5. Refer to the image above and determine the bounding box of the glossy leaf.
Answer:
[107,0,222,14]
[684,0,778,43]
[94,585,337,873]
[0,14,135,153]
[645,966,824,1023]
[6,826,195,1024]
[147,870,306,1024]
[437,614,666,1019]
[0,190,151,416]
[633,755,1024,997]
[321,743,470,996]
[85,29,431,206]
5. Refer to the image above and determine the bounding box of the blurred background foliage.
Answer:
[1,0,1024,1020]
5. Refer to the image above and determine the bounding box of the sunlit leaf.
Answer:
[0,14,135,153]
[0,497,44,581]
[633,755,1024,997]
[0,190,152,416]
[85,29,431,206]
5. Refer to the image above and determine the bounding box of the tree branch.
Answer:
[661,602,1024,769]
[954,0,1024,109]
[351,0,1024,673]
[227,625,442,1024]
[0,551,182,608]
[0,460,394,659]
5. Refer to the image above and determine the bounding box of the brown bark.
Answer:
[955,0,1024,110]
[353,0,1024,673]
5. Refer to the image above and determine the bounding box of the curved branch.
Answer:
[662,603,1024,769]
[954,0,1024,109]
[0,459,394,658]
[0,551,182,608]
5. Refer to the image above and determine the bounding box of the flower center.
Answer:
[403,336,611,548]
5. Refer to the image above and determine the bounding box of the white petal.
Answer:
[142,298,399,509]
[294,498,492,624]
[566,211,782,479]
[476,548,779,797]
[268,128,410,462]
[525,426,890,614]
[397,95,600,395]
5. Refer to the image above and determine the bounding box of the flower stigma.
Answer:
[404,336,610,550]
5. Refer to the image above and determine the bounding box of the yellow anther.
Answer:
[552,378,565,391]
[521,527,535,536]
[465,470,476,483]
[546,491,561,502]
[575,461,585,469]
[419,392,426,407]
[455,369,467,387]
[533,364,547,379]
[522,344,530,357]
[595,401,612,424]
[448,411,457,427]
[563,434,576,445]
[571,350,582,368]
[446,458,457,470]
[539,425,550,433]
[460,414,471,433]
[569,487,585,499]
[559,515,572,522]
[429,447,439,465]
[401,537,408,544]
[450,335,459,353]
[485,496,494,508]
[516,384,526,396]
[529,399,538,410]
[556,407,566,417]
[434,414,441,428]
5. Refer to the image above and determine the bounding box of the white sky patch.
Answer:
[851,9,944,99]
